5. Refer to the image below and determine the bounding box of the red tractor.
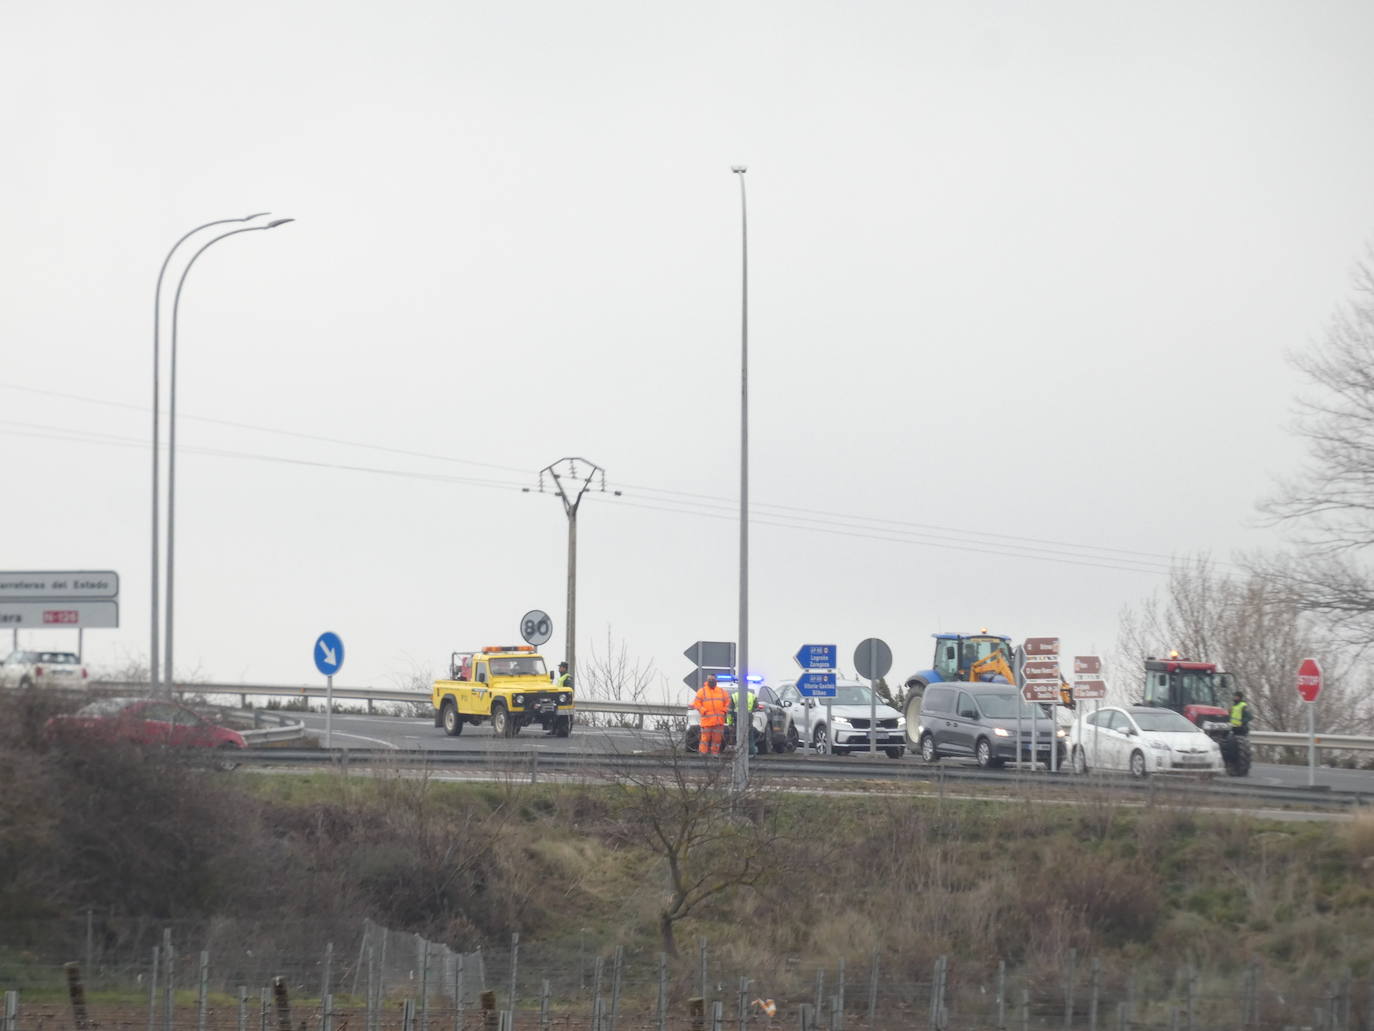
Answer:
[1139,655,1251,776]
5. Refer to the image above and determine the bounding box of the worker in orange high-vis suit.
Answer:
[691,673,732,754]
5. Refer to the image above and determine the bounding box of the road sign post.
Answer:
[854,638,893,756]
[1020,638,1061,771]
[794,645,837,755]
[314,632,345,749]
[1073,656,1105,770]
[1298,657,1322,788]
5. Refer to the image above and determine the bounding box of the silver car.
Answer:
[774,679,906,758]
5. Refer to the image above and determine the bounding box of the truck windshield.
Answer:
[1176,673,1221,708]
[489,656,547,677]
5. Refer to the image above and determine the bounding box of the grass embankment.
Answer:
[3,686,1374,1010]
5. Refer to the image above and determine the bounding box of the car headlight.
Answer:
[559,692,571,704]
[896,716,906,728]
[993,727,1012,737]
[1147,739,1170,751]
[514,694,526,706]
[832,716,852,727]
[1056,729,1067,738]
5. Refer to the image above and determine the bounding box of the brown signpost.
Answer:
[1022,660,1060,679]
[1074,655,1102,675]
[1024,637,1059,656]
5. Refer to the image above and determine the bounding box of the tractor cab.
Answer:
[907,632,1015,689]
[1140,657,1234,730]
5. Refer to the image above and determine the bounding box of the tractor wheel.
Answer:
[492,702,516,739]
[920,733,938,763]
[1129,750,1148,779]
[1071,746,1088,775]
[1226,736,1252,777]
[903,687,926,748]
[442,701,463,737]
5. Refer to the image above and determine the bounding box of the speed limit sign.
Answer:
[520,609,553,647]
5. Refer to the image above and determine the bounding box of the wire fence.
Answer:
[1,919,1371,1031]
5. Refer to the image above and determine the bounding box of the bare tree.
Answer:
[1258,251,1374,650]
[602,737,790,957]
[1115,556,1369,732]
[582,626,660,728]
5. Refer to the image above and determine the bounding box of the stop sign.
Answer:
[1297,657,1322,703]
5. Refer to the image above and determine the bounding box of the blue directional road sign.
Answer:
[314,632,344,676]
[796,671,837,698]
[794,644,837,670]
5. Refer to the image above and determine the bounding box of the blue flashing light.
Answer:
[715,673,766,684]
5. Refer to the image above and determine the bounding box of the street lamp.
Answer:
[151,214,268,695]
[731,165,749,790]
[163,217,294,691]
[525,458,619,685]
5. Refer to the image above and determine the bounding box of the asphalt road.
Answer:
[293,711,1373,794]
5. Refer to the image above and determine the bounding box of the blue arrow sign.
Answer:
[314,631,344,676]
[794,644,837,670]
[797,671,837,697]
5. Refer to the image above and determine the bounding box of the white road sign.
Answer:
[0,601,119,629]
[0,571,119,600]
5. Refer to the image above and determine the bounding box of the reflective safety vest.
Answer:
[692,684,731,727]
[1230,701,1248,727]
[555,672,571,689]
[725,690,758,725]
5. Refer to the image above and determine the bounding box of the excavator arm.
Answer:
[968,652,1075,708]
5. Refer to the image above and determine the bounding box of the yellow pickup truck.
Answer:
[431,645,574,738]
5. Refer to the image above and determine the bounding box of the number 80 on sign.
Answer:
[521,610,553,647]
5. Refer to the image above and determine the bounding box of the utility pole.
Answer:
[731,165,750,792]
[527,458,618,684]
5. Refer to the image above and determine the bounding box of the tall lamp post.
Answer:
[526,458,618,684]
[731,165,750,790]
[151,214,268,695]
[162,217,294,691]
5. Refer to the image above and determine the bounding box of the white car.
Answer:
[774,679,906,758]
[1066,705,1222,778]
[0,649,88,689]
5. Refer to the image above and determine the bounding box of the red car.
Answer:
[47,697,247,769]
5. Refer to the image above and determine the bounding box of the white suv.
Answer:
[0,650,88,689]
[775,679,906,758]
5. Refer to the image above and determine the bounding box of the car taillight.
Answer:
[81,668,88,679]
[35,666,44,677]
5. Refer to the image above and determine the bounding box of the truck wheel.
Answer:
[554,714,572,738]
[441,701,463,737]
[491,702,516,738]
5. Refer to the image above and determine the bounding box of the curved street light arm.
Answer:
[151,213,269,695]
[163,218,292,690]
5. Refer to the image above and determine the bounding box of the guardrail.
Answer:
[91,681,683,718]
[1249,730,1374,753]
[84,682,1374,755]
[237,709,307,744]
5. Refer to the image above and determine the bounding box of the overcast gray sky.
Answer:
[5,0,1374,698]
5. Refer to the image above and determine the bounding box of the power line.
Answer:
[0,386,1196,576]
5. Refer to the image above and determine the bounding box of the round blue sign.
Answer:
[314,631,344,676]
